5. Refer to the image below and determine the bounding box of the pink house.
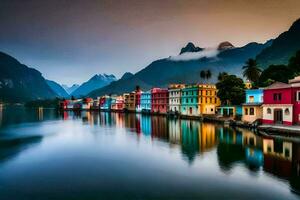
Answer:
[262,76,300,125]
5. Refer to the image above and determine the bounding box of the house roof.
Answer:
[288,76,300,84]
[264,82,291,90]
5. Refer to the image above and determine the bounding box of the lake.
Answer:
[0,106,299,200]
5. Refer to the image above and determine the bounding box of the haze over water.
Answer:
[0,106,299,199]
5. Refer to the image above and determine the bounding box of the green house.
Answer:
[181,85,200,116]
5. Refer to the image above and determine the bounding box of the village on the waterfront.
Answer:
[59,74,300,135]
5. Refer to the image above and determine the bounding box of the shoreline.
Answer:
[60,108,300,136]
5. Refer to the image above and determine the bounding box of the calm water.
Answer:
[0,106,299,200]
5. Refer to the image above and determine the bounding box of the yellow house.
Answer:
[198,84,221,115]
[124,92,136,111]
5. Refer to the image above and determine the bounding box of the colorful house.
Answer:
[124,92,136,112]
[111,95,125,111]
[217,105,242,118]
[151,88,169,114]
[262,76,300,125]
[242,89,263,123]
[168,84,185,114]
[100,95,111,111]
[199,84,220,115]
[82,98,93,110]
[181,85,199,116]
[140,90,151,113]
[135,88,143,112]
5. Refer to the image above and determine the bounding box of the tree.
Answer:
[200,70,206,81]
[242,58,262,84]
[216,74,245,105]
[200,70,212,83]
[205,70,212,82]
[258,64,294,86]
[218,72,228,81]
[288,50,300,74]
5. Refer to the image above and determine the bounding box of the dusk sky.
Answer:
[1,0,300,85]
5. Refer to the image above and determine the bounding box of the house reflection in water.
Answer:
[151,116,168,141]
[140,115,151,136]
[57,112,300,193]
[199,123,217,153]
[180,120,200,164]
[168,119,181,146]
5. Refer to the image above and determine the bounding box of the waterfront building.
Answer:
[100,95,111,111]
[262,76,300,125]
[111,95,125,111]
[199,84,220,115]
[60,100,69,110]
[168,84,185,114]
[91,98,100,110]
[151,88,169,114]
[82,98,93,110]
[124,92,136,112]
[140,90,151,113]
[110,96,117,111]
[217,105,242,118]
[135,88,143,112]
[242,89,263,123]
[181,85,199,116]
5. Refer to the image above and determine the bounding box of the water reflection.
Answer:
[0,107,299,197]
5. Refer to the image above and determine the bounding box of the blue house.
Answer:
[140,90,151,113]
[242,89,263,123]
[217,105,242,118]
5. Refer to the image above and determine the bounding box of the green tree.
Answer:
[288,50,300,74]
[242,58,262,84]
[205,70,212,82]
[259,64,294,86]
[217,72,228,81]
[216,74,245,105]
[200,70,206,81]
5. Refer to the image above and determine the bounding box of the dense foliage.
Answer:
[242,58,261,84]
[258,50,300,86]
[25,99,60,108]
[216,74,245,105]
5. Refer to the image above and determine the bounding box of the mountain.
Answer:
[256,18,300,68]
[180,42,203,54]
[88,41,271,97]
[71,74,117,97]
[120,72,134,80]
[218,41,234,51]
[46,80,69,98]
[0,52,56,103]
[62,84,80,94]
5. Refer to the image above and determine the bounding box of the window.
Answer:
[250,108,254,115]
[297,91,300,101]
[267,108,272,114]
[249,96,254,103]
[285,108,290,115]
[273,93,277,100]
[245,108,248,115]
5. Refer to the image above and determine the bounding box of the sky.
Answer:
[0,0,300,86]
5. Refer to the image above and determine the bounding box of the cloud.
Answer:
[169,48,220,61]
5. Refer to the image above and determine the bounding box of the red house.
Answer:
[262,76,300,125]
[151,88,169,114]
[59,100,69,110]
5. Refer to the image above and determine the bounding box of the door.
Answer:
[274,109,283,124]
